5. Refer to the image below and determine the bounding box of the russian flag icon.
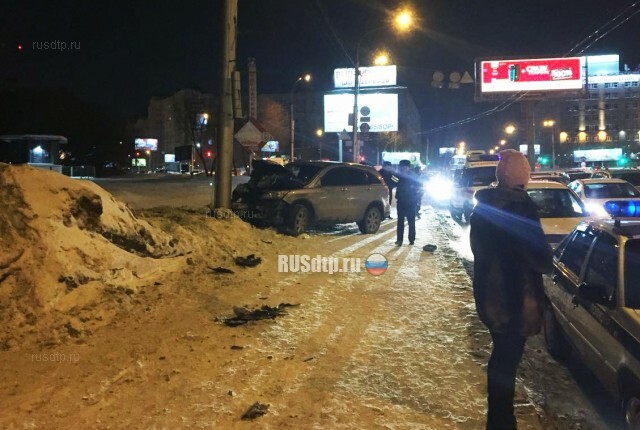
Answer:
[365,253,388,276]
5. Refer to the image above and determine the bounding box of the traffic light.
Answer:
[539,156,549,165]
[619,157,629,166]
[206,150,213,158]
[135,151,140,157]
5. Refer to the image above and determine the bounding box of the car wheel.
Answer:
[287,204,309,237]
[625,396,640,430]
[543,303,569,360]
[358,206,382,234]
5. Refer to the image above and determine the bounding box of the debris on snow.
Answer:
[210,266,234,274]
[223,303,299,327]
[234,254,262,267]
[241,402,269,420]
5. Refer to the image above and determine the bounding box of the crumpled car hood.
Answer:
[247,160,304,191]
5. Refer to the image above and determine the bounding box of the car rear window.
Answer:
[625,239,640,308]
[527,189,588,218]
[461,166,497,187]
[584,183,640,199]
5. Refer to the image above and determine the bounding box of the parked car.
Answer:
[231,160,390,236]
[542,200,640,428]
[530,170,570,185]
[449,158,499,223]
[569,178,640,217]
[526,180,590,247]
[592,168,640,191]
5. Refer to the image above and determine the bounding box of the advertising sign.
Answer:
[334,65,397,88]
[573,148,622,162]
[381,152,422,166]
[480,57,584,93]
[164,154,175,163]
[439,147,456,156]
[134,138,158,151]
[519,144,541,156]
[324,93,398,133]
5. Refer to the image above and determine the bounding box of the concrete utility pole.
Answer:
[214,0,238,211]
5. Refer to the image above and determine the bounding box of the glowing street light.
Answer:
[373,51,390,66]
[505,124,516,135]
[500,139,506,146]
[393,8,415,32]
[315,129,323,137]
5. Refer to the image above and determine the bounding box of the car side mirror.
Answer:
[578,281,612,306]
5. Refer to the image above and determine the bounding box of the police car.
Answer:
[543,200,640,428]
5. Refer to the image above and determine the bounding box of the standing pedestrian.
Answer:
[379,161,396,210]
[469,149,553,430]
[395,159,421,245]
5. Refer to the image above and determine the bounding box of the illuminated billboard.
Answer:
[134,138,158,151]
[574,148,622,162]
[519,144,541,156]
[324,93,398,133]
[480,57,585,93]
[334,65,397,88]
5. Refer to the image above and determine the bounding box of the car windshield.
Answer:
[583,182,640,199]
[284,164,324,185]
[612,172,640,186]
[527,188,588,218]
[625,239,640,309]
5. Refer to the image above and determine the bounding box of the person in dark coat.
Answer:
[470,149,553,430]
[395,159,422,245]
[378,161,396,209]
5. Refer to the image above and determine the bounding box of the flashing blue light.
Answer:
[603,200,640,217]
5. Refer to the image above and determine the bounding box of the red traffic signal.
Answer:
[206,150,213,158]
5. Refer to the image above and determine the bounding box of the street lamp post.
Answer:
[290,74,311,161]
[352,7,415,164]
[543,120,556,169]
[145,150,151,172]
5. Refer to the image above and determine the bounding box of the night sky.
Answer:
[2,0,639,127]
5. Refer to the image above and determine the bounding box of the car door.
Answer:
[340,167,371,222]
[571,232,621,390]
[317,167,352,222]
[548,227,597,358]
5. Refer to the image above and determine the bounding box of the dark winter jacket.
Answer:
[394,172,422,205]
[470,186,553,336]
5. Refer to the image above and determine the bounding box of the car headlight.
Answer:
[426,177,453,201]
[585,202,609,218]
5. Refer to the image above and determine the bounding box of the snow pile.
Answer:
[0,164,187,346]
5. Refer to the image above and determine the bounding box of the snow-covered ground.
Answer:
[0,166,624,429]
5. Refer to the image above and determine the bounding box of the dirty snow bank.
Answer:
[0,164,189,348]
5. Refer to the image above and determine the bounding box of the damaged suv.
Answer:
[232,160,390,236]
